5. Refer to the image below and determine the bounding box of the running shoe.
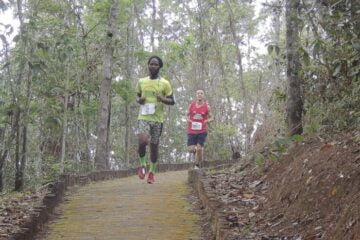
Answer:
[147,172,155,184]
[138,167,146,180]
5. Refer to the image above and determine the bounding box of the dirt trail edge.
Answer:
[42,171,200,240]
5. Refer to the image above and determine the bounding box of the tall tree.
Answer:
[0,21,13,191]
[224,0,249,149]
[95,0,119,170]
[13,0,30,191]
[285,0,303,135]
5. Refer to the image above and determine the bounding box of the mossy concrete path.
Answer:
[43,171,200,240]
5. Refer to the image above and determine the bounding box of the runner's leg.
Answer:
[138,121,150,167]
[137,121,150,179]
[196,132,208,167]
[147,122,163,183]
[150,143,158,167]
[196,144,203,167]
[187,134,198,167]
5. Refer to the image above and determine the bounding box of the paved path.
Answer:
[43,171,200,240]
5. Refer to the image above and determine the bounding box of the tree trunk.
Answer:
[247,74,263,149]
[14,126,26,191]
[0,149,7,192]
[272,1,282,87]
[134,5,144,47]
[196,0,207,88]
[14,49,32,191]
[71,0,92,170]
[13,0,27,191]
[60,91,68,174]
[225,0,249,151]
[124,105,130,166]
[151,0,156,51]
[13,108,21,191]
[95,0,119,170]
[0,36,11,192]
[214,37,239,156]
[285,0,303,135]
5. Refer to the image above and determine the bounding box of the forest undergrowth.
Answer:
[202,130,360,240]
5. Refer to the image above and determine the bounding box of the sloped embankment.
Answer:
[191,132,360,239]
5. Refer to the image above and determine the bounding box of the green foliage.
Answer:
[212,123,237,137]
[291,134,304,142]
[272,88,286,102]
[254,153,265,168]
[45,116,62,132]
[112,80,136,104]
[166,41,186,63]
[92,0,111,13]
[253,133,305,169]
[298,1,360,133]
[0,103,16,123]
[298,47,310,67]
[82,101,99,117]
[273,137,289,154]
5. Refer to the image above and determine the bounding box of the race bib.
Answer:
[191,122,202,130]
[140,103,156,115]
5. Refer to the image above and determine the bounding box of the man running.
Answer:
[136,56,175,184]
[186,89,213,169]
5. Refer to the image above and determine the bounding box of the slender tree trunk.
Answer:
[158,3,164,49]
[0,151,6,192]
[60,92,68,174]
[106,97,112,169]
[225,0,249,151]
[214,38,238,155]
[71,0,92,170]
[14,108,21,191]
[134,5,144,47]
[196,0,206,88]
[14,126,26,191]
[272,1,282,87]
[247,74,263,149]
[0,127,7,191]
[285,0,303,135]
[13,0,27,191]
[123,16,135,167]
[14,50,32,191]
[151,0,156,51]
[95,0,119,170]
[247,34,251,71]
[0,33,12,192]
[124,106,130,166]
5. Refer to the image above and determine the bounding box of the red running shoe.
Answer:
[147,172,155,184]
[138,167,146,180]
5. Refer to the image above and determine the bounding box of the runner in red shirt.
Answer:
[186,90,213,169]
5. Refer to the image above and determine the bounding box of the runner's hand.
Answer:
[155,93,164,102]
[137,97,146,105]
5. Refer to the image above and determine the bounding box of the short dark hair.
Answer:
[148,56,163,68]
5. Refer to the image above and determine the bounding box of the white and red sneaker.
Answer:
[147,172,155,184]
[138,167,146,180]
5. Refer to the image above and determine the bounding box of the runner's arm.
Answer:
[186,104,192,123]
[205,106,214,123]
[156,94,175,105]
[136,92,146,105]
